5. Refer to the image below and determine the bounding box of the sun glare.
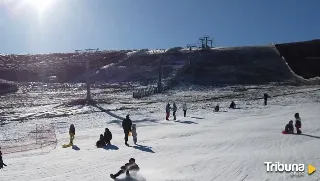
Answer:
[25,0,54,13]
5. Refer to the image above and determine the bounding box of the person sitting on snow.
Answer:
[229,101,236,109]
[284,120,294,134]
[214,104,220,112]
[110,158,140,179]
[96,134,105,148]
[104,128,112,145]
[294,113,302,134]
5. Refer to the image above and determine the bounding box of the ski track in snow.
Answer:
[0,85,320,181]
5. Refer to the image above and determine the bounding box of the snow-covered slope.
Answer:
[1,85,320,181]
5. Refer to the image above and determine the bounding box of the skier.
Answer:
[96,134,105,148]
[122,114,132,146]
[132,124,137,145]
[166,103,171,120]
[229,101,236,109]
[283,120,294,134]
[104,128,112,145]
[69,124,75,145]
[264,93,269,106]
[173,103,177,120]
[0,151,7,169]
[182,103,187,117]
[294,113,302,134]
[214,104,220,112]
[110,158,140,179]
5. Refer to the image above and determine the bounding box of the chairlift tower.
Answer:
[75,48,99,103]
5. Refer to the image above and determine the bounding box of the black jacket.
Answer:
[104,130,112,141]
[69,125,75,135]
[285,123,294,133]
[122,118,132,132]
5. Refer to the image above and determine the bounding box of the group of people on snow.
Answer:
[166,102,187,120]
[284,113,302,134]
[96,128,113,148]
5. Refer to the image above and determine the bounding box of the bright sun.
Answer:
[25,0,54,13]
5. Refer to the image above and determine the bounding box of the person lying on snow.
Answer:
[96,134,105,148]
[0,151,7,169]
[110,158,140,179]
[283,120,294,134]
[104,128,112,145]
[295,113,302,134]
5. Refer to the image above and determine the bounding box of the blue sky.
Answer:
[1,0,319,54]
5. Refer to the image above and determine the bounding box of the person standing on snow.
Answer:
[69,124,75,145]
[110,158,140,179]
[166,103,171,120]
[104,128,112,145]
[264,93,270,106]
[132,124,137,145]
[122,115,132,146]
[182,103,187,117]
[0,150,7,169]
[173,103,177,120]
[294,113,302,134]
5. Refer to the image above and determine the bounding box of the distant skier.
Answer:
[182,103,187,117]
[264,93,269,106]
[283,120,294,134]
[166,103,171,120]
[110,158,140,179]
[214,104,220,112]
[96,134,105,148]
[132,124,137,145]
[229,101,236,109]
[173,103,177,120]
[294,113,302,134]
[122,115,132,146]
[69,124,75,145]
[104,128,112,145]
[0,151,7,169]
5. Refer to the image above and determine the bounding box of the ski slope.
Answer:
[1,86,320,181]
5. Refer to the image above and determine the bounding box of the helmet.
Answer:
[294,113,299,118]
[289,120,293,124]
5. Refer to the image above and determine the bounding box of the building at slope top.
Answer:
[275,39,320,79]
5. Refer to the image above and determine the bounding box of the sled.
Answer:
[62,143,73,148]
[282,130,294,134]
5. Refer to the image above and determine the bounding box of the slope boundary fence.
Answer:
[0,124,57,155]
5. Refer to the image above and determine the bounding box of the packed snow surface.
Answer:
[1,84,320,181]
